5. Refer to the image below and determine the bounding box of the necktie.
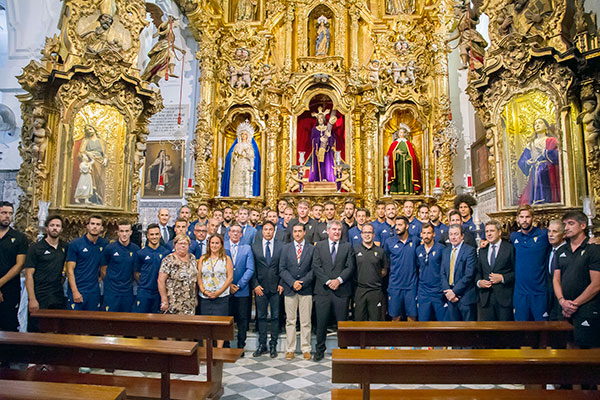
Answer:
[162,226,168,241]
[331,242,337,264]
[198,241,204,256]
[265,241,271,265]
[449,247,457,286]
[232,243,238,263]
[549,248,557,274]
[489,244,496,268]
[296,243,303,263]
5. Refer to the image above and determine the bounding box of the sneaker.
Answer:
[303,352,312,360]
[285,352,294,360]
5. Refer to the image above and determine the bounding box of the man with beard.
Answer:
[249,209,261,228]
[416,223,446,321]
[546,219,567,320]
[286,200,317,244]
[134,224,171,313]
[220,206,234,235]
[189,203,210,233]
[0,202,28,331]
[341,201,357,233]
[384,216,418,321]
[455,194,484,239]
[25,215,68,329]
[510,205,550,321]
[553,211,600,349]
[66,215,109,311]
[429,204,448,240]
[374,202,397,246]
[100,222,140,312]
[157,208,174,246]
[348,208,370,247]
[353,223,385,321]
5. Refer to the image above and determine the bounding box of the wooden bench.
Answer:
[0,331,199,400]
[332,348,600,400]
[0,379,127,400]
[31,309,240,399]
[337,321,573,349]
[331,388,600,400]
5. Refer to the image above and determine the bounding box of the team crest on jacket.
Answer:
[374,252,378,257]
[533,237,538,243]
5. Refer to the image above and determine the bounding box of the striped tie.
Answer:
[296,243,303,263]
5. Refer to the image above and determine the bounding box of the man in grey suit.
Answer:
[477,220,515,321]
[312,220,355,361]
[279,224,314,360]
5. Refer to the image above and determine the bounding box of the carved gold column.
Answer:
[264,98,282,209]
[284,6,294,75]
[360,102,378,212]
[281,112,292,194]
[349,5,360,78]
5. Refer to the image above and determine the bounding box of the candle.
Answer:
[188,178,193,188]
[436,177,440,188]
[467,175,472,187]
[384,156,389,168]
[159,175,164,185]
[299,152,305,165]
[218,157,223,170]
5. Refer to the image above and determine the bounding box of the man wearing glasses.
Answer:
[353,223,387,321]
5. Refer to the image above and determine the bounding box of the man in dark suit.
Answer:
[279,224,314,360]
[157,208,175,246]
[251,221,283,358]
[441,224,478,321]
[224,223,255,355]
[285,200,317,243]
[477,220,515,321]
[312,220,355,361]
[546,219,566,321]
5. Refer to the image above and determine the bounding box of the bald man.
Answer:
[157,209,174,246]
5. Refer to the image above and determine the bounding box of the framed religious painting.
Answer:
[471,136,494,192]
[141,141,184,198]
[499,91,562,208]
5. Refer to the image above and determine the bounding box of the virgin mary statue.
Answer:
[221,120,261,197]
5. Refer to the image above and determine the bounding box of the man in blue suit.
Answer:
[441,224,478,321]
[224,223,255,355]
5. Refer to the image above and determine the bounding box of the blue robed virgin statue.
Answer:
[221,120,261,197]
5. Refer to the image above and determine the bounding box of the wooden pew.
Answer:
[0,331,199,400]
[0,379,127,400]
[31,309,240,398]
[331,388,600,400]
[337,321,573,349]
[332,348,600,400]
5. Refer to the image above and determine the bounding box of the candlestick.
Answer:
[157,174,165,193]
[299,152,305,166]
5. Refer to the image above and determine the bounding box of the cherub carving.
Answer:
[578,85,600,147]
[229,48,252,88]
[31,107,47,162]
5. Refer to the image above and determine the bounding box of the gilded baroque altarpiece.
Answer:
[175,0,458,212]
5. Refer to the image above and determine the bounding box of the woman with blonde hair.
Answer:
[158,234,198,315]
[197,234,233,348]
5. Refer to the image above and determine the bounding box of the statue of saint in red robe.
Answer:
[385,124,421,194]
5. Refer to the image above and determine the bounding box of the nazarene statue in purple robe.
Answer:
[309,106,337,182]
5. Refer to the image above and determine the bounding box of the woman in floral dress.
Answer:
[158,234,198,315]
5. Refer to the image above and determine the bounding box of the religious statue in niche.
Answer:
[315,16,330,56]
[447,0,487,70]
[385,123,421,194]
[386,0,414,15]
[221,120,261,197]
[235,0,258,21]
[517,117,560,205]
[141,14,186,86]
[309,107,339,182]
[31,107,48,163]
[74,125,108,205]
[229,48,252,88]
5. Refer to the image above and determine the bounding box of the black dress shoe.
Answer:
[314,352,324,362]
[252,346,267,357]
[269,346,277,358]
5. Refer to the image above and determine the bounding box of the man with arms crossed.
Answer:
[354,223,386,321]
